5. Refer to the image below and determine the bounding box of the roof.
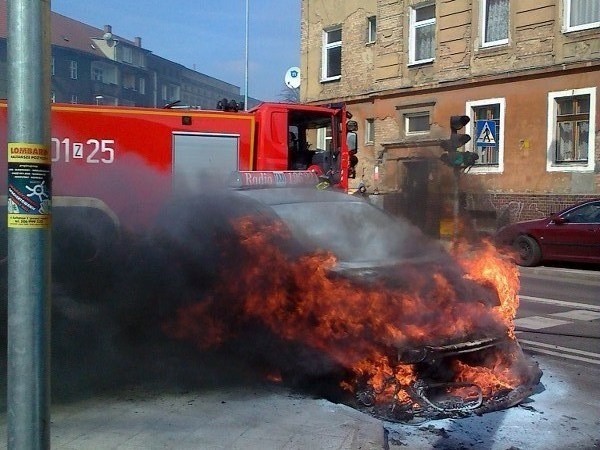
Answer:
[0,0,136,56]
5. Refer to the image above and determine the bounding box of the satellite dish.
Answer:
[284,67,301,89]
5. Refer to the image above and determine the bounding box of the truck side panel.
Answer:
[0,103,255,229]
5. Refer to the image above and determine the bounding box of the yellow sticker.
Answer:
[8,213,51,228]
[8,142,51,164]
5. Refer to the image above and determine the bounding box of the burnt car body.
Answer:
[154,185,541,422]
[495,199,600,267]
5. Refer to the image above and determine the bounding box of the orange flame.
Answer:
[453,346,525,397]
[164,217,529,405]
[453,239,520,338]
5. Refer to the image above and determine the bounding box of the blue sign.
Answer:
[475,120,496,147]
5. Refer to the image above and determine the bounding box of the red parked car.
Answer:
[495,199,600,267]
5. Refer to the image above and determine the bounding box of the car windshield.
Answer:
[238,188,430,264]
[240,188,448,266]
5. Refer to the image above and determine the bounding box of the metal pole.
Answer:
[452,168,460,247]
[244,0,249,110]
[6,1,52,449]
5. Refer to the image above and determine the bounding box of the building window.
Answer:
[564,0,600,32]
[547,88,596,172]
[121,46,133,64]
[405,112,430,134]
[92,67,103,82]
[465,98,505,173]
[167,84,180,102]
[321,27,342,81]
[50,91,55,103]
[69,60,78,79]
[132,50,145,67]
[481,0,509,47]
[365,118,375,144]
[70,94,78,104]
[139,78,146,94]
[51,57,55,76]
[409,3,435,65]
[123,73,136,90]
[367,16,377,44]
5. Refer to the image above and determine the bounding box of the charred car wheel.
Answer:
[514,235,541,267]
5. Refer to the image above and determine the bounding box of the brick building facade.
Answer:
[300,0,599,236]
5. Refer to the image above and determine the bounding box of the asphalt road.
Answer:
[516,265,600,364]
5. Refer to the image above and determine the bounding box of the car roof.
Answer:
[235,187,365,206]
[558,198,600,212]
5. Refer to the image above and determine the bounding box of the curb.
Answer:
[518,265,600,283]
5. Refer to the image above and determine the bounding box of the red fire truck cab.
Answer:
[0,100,358,233]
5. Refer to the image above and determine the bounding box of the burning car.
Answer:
[157,184,542,423]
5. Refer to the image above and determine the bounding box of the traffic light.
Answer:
[461,150,479,167]
[440,150,479,168]
[440,115,476,168]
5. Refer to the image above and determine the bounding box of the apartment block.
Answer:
[301,0,599,236]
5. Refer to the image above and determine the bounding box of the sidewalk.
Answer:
[1,356,598,449]
[0,383,385,450]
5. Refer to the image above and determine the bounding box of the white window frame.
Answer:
[367,16,377,44]
[481,0,509,47]
[546,87,596,173]
[464,98,505,174]
[69,60,78,80]
[317,126,332,151]
[563,0,600,33]
[321,27,342,82]
[70,94,78,104]
[409,3,436,65]
[365,118,375,144]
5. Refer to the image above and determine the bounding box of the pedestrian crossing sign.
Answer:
[476,120,496,147]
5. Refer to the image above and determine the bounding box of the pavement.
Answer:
[0,353,599,450]
[0,383,384,450]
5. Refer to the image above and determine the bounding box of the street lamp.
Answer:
[95,95,103,105]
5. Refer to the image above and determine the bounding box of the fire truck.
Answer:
[0,100,358,238]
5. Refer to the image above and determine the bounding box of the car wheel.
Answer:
[513,235,542,267]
